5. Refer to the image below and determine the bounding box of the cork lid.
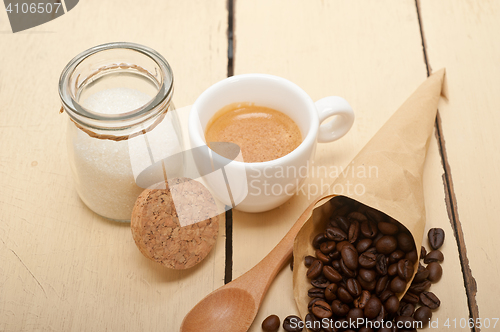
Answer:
[131,177,220,269]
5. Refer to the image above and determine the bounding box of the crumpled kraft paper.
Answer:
[292,69,446,320]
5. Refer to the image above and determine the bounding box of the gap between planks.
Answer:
[224,0,235,284]
[415,1,480,331]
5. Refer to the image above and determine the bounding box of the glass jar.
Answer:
[59,42,184,222]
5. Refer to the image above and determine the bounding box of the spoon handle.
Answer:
[231,196,330,302]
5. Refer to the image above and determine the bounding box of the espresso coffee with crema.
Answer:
[205,103,302,163]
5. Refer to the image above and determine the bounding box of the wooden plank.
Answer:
[420,0,500,326]
[232,0,470,330]
[0,1,228,331]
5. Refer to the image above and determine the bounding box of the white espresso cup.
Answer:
[188,74,354,213]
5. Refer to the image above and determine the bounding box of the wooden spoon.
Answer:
[180,199,323,332]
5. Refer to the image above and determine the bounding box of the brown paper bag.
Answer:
[292,69,446,320]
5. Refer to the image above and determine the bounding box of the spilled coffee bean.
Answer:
[428,228,445,250]
[420,291,441,309]
[283,315,303,332]
[262,314,280,332]
[427,262,443,282]
[414,306,433,326]
[424,250,444,263]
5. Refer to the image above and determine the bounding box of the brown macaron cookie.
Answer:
[131,177,220,269]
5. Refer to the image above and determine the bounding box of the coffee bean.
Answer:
[420,246,427,260]
[359,252,377,269]
[333,215,351,233]
[328,250,340,260]
[428,228,445,250]
[346,278,362,297]
[359,327,374,332]
[347,307,365,324]
[376,235,398,254]
[399,303,415,316]
[323,265,343,283]
[262,314,280,332]
[389,249,405,264]
[413,263,430,283]
[340,265,356,281]
[364,296,382,319]
[409,280,431,294]
[305,314,321,332]
[331,300,350,316]
[356,239,372,253]
[424,250,444,263]
[359,269,376,283]
[427,262,443,282]
[320,241,337,255]
[355,290,371,309]
[408,280,431,294]
[375,275,389,295]
[405,249,418,263]
[420,291,440,309]
[374,303,386,323]
[326,227,347,242]
[360,220,378,238]
[366,208,386,223]
[341,246,359,271]
[283,315,303,332]
[325,283,338,301]
[348,211,367,221]
[338,286,354,303]
[311,300,333,319]
[336,240,355,252]
[312,233,327,249]
[308,297,322,311]
[365,247,378,255]
[331,259,341,271]
[397,259,415,282]
[379,289,394,303]
[384,295,400,314]
[378,221,399,235]
[373,231,384,244]
[388,263,398,276]
[308,287,325,299]
[397,232,415,252]
[304,255,315,267]
[390,276,407,293]
[414,306,432,326]
[376,254,388,275]
[348,220,360,243]
[402,292,419,305]
[357,275,376,291]
[315,249,331,264]
[311,276,330,289]
[307,260,323,279]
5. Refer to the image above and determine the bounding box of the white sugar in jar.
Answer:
[59,43,183,222]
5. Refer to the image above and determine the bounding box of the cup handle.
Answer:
[315,96,355,143]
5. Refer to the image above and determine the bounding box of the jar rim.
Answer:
[58,42,174,129]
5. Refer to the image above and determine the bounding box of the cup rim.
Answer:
[189,73,319,167]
